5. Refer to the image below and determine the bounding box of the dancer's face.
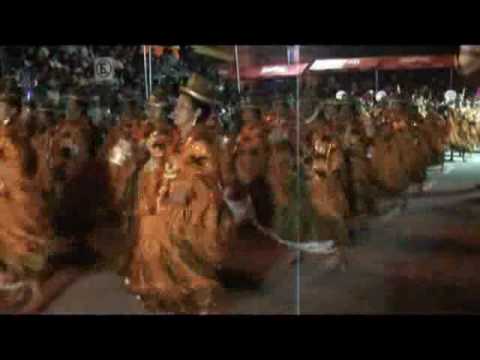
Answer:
[173,95,194,129]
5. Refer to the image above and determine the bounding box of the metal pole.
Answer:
[293,44,301,316]
[375,69,379,92]
[143,45,148,100]
[234,45,241,94]
[148,46,153,95]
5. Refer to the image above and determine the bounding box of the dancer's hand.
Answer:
[223,186,255,225]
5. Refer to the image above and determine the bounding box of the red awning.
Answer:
[229,55,455,80]
[229,63,310,80]
[309,55,456,72]
[309,57,380,71]
[379,55,455,70]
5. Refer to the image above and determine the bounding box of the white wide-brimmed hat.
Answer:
[375,90,387,102]
[444,89,457,103]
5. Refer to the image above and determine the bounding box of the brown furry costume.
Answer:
[409,118,433,182]
[134,125,175,217]
[0,124,52,309]
[32,126,56,197]
[234,122,271,187]
[217,121,288,286]
[342,120,378,215]
[127,123,178,290]
[447,109,461,147]
[447,108,469,152]
[307,122,350,219]
[421,111,449,161]
[86,119,151,262]
[388,109,427,184]
[370,118,410,194]
[44,118,101,260]
[268,140,294,210]
[304,122,350,247]
[127,125,235,313]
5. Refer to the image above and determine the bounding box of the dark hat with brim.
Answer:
[180,73,218,106]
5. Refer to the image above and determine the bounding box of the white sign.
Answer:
[94,57,115,82]
[261,66,288,74]
[310,58,360,71]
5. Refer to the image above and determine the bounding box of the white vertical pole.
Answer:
[148,46,153,95]
[234,45,241,94]
[143,46,148,100]
[293,44,301,317]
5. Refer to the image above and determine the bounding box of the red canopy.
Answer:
[309,54,455,72]
[226,55,455,80]
[227,63,310,80]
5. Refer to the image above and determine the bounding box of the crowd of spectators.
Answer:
[306,68,476,101]
[1,46,478,117]
[2,46,146,104]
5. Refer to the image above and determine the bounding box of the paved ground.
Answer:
[45,152,480,315]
